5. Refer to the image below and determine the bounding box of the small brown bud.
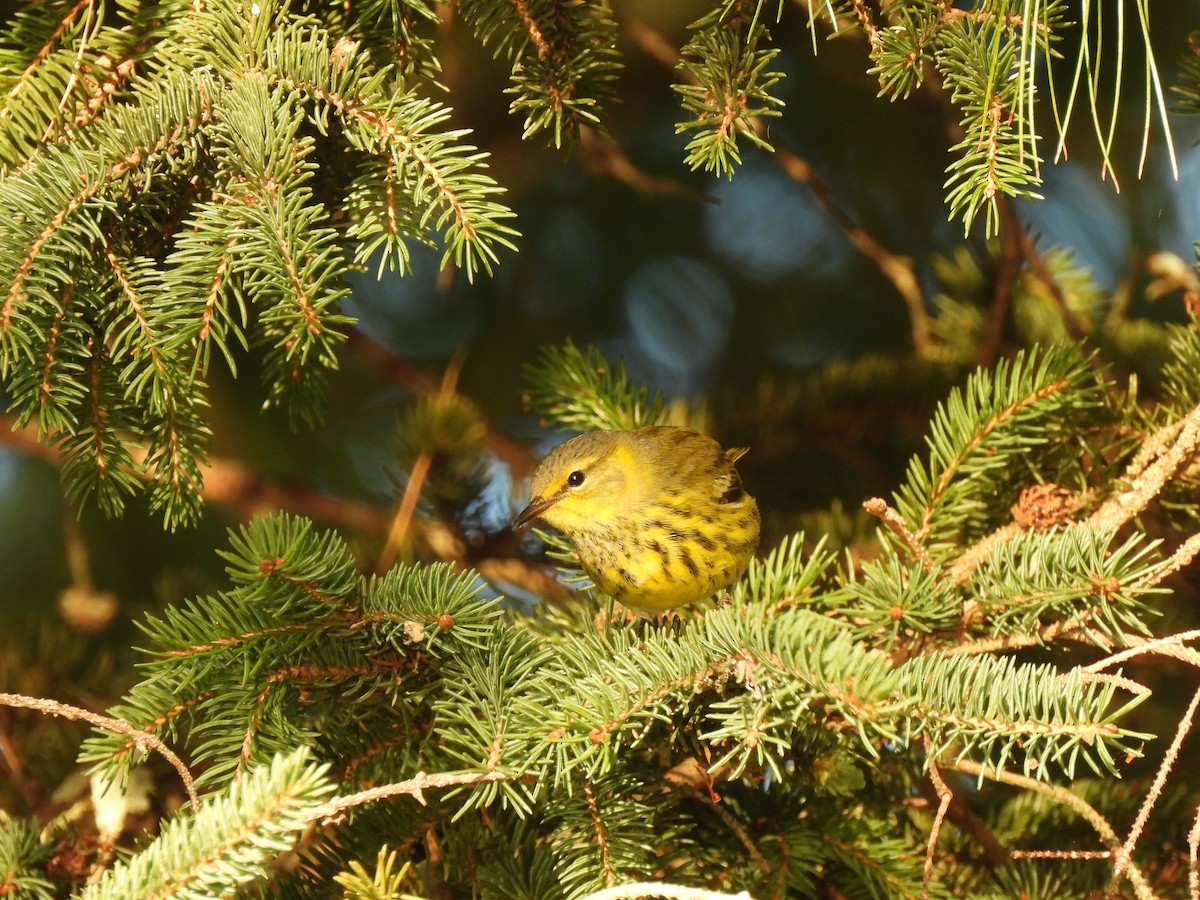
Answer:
[437,614,455,630]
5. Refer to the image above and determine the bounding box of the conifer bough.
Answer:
[0,0,518,528]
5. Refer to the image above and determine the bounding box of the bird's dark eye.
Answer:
[567,470,586,488]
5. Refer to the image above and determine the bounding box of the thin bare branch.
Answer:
[577,885,756,900]
[0,691,197,808]
[946,757,1156,900]
[922,753,953,900]
[317,769,511,822]
[1110,682,1200,888]
[1088,405,1200,533]
[864,496,936,571]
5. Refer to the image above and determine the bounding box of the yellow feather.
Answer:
[516,426,760,616]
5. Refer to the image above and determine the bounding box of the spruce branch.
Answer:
[458,0,621,147]
[965,527,1164,646]
[939,612,1095,659]
[524,340,667,432]
[0,0,122,165]
[0,68,215,344]
[1175,29,1200,113]
[838,547,963,648]
[940,21,1042,236]
[549,774,667,894]
[80,748,334,900]
[263,17,519,279]
[674,15,784,178]
[863,496,936,572]
[899,653,1149,781]
[728,532,836,614]
[869,5,937,100]
[333,844,424,900]
[0,0,521,526]
[665,776,773,876]
[0,817,54,900]
[895,343,1103,556]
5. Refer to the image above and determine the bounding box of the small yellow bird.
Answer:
[515,426,760,615]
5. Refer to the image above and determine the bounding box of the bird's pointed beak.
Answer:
[514,494,558,530]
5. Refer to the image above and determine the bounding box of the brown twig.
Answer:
[378,447,435,574]
[349,331,535,479]
[1011,849,1111,860]
[913,775,1010,868]
[945,521,1023,585]
[922,753,954,899]
[1087,404,1200,534]
[316,769,511,822]
[940,614,1093,658]
[201,454,392,534]
[1083,629,1200,675]
[577,886,755,900]
[863,497,936,572]
[1139,531,1200,590]
[946,757,1154,900]
[1109,682,1200,890]
[579,127,710,203]
[671,780,771,876]
[620,16,931,355]
[0,409,392,535]
[1188,798,1200,898]
[0,691,198,809]
[584,778,617,887]
[849,0,882,47]
[977,199,1022,366]
[0,412,561,601]
[1014,225,1091,341]
[376,351,468,574]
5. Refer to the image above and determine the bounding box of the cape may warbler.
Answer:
[515,426,760,615]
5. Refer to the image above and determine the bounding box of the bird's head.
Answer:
[514,431,637,536]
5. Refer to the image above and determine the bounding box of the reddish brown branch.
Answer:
[620,16,931,354]
[977,198,1022,366]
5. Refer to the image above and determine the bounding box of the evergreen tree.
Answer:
[0,2,1198,898]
